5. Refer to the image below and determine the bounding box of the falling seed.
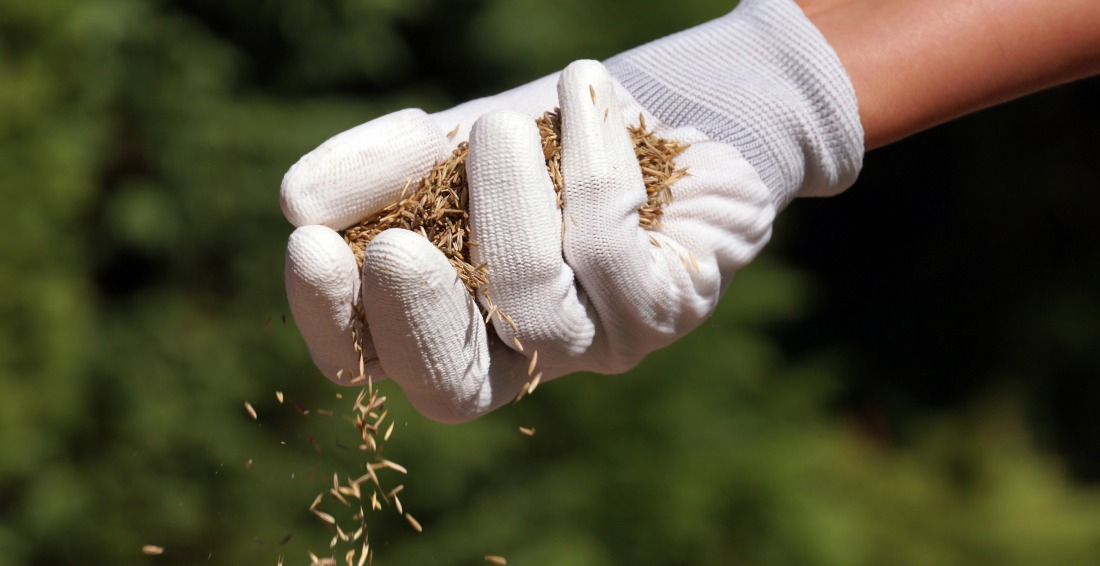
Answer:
[363,464,380,488]
[527,350,538,376]
[501,312,518,333]
[589,84,596,104]
[446,123,460,139]
[245,459,253,470]
[485,556,508,565]
[338,482,359,500]
[142,545,164,555]
[384,422,395,442]
[379,459,407,474]
[317,409,334,417]
[527,372,542,394]
[404,513,422,532]
[311,509,337,525]
[244,402,258,420]
[329,487,349,507]
[519,427,536,437]
[275,391,284,404]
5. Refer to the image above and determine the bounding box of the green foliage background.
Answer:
[2,0,1099,564]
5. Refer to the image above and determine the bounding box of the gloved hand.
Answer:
[281,0,863,423]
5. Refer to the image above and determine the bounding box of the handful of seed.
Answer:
[340,109,688,319]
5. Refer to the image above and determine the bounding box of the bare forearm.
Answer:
[798,0,1100,150]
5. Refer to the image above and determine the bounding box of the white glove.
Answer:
[281,0,863,423]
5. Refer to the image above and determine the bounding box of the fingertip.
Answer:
[558,60,617,120]
[558,60,637,176]
[280,109,449,230]
[286,225,356,291]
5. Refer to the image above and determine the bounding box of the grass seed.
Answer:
[341,109,687,343]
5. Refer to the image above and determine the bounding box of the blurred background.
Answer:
[2,0,1100,564]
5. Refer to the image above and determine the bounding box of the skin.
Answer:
[796,0,1100,150]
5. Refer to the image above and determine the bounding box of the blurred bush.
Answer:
[1,0,1099,564]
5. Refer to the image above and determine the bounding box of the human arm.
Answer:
[797,0,1100,149]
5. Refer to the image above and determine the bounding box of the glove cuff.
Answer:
[605,0,864,209]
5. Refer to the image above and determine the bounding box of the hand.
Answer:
[281,0,863,423]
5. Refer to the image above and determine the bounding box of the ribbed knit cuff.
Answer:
[605,0,864,208]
